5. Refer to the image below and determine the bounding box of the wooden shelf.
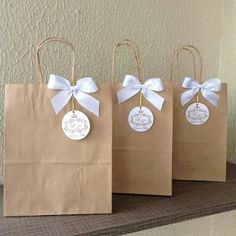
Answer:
[1,163,236,236]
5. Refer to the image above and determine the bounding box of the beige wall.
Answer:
[0,0,235,184]
[219,0,236,164]
[1,0,233,184]
[1,0,236,235]
[127,210,236,236]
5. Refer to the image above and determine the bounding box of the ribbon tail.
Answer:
[74,91,100,117]
[117,87,140,103]
[143,89,165,111]
[51,90,72,114]
[201,89,220,106]
[181,89,198,106]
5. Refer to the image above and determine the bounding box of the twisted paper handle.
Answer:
[36,37,76,84]
[111,39,144,107]
[170,45,203,103]
[35,37,77,111]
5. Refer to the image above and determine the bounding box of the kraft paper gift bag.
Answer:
[171,45,227,182]
[112,39,173,195]
[4,37,112,216]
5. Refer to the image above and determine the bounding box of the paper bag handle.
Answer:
[170,45,203,103]
[170,45,203,83]
[36,37,76,84]
[111,39,144,107]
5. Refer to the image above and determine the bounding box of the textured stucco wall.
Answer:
[1,0,236,235]
[1,0,231,184]
[219,0,236,164]
[127,210,236,236]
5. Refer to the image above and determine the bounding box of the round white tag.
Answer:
[62,110,90,140]
[128,106,154,132]
[185,102,209,125]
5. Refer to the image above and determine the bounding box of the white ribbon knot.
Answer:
[48,74,100,116]
[181,77,221,106]
[117,75,165,111]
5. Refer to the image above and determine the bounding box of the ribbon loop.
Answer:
[48,74,100,116]
[117,75,165,111]
[181,77,221,106]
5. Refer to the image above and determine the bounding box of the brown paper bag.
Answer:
[172,45,227,182]
[4,38,112,216]
[112,39,173,195]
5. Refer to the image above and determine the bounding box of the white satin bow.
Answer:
[117,75,165,111]
[48,74,100,116]
[181,77,221,106]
